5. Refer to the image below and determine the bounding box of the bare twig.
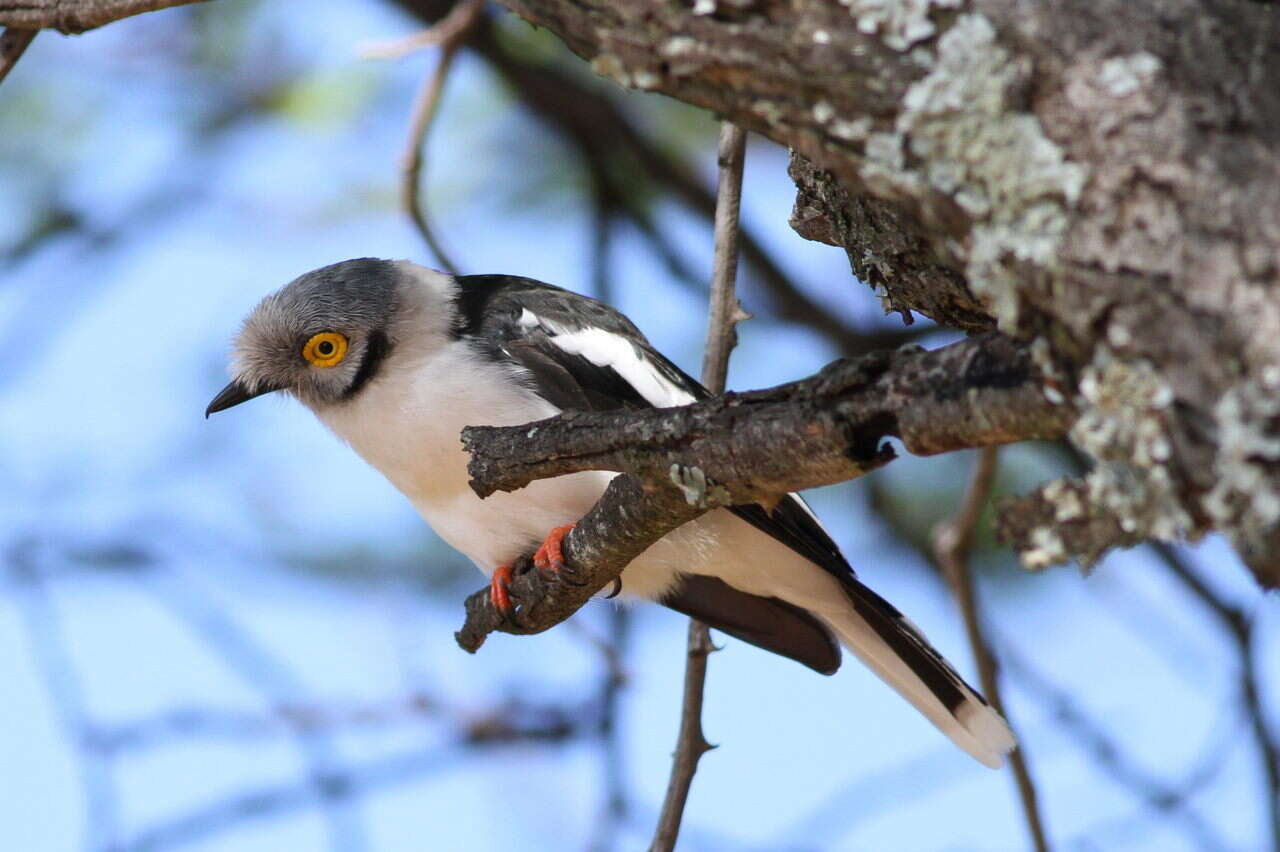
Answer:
[144,569,368,852]
[933,448,1050,852]
[1149,543,1280,850]
[999,643,1233,852]
[650,619,718,852]
[359,0,486,60]
[123,716,588,852]
[699,123,748,394]
[650,122,747,852]
[10,542,122,850]
[0,0,205,33]
[0,26,35,84]
[399,0,484,274]
[465,334,1072,500]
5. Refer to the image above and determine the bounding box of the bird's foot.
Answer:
[489,564,514,613]
[533,523,576,580]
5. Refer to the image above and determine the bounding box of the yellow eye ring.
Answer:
[303,332,348,367]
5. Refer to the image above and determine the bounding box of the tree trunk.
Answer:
[490,0,1280,585]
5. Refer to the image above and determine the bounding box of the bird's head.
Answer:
[206,258,450,416]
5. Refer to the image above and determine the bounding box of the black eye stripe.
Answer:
[342,328,392,399]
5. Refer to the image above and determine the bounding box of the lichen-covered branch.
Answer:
[488,0,1280,584]
[465,333,1072,501]
[0,0,205,32]
[996,477,1149,572]
[454,333,1073,651]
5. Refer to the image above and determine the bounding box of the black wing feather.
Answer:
[452,273,856,584]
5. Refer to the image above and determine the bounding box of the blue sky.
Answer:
[1,2,1275,850]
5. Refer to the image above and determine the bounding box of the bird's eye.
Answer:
[303,332,348,367]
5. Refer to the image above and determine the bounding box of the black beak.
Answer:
[205,380,280,418]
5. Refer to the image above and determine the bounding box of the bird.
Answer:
[207,257,1016,768]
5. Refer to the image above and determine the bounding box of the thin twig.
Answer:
[144,569,368,852]
[0,0,205,33]
[649,121,747,852]
[1149,543,1280,850]
[10,542,122,850]
[998,642,1233,852]
[649,620,718,852]
[933,447,1050,852]
[359,1,486,60]
[699,123,748,393]
[399,0,484,274]
[0,27,36,85]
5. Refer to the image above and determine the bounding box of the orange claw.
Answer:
[533,523,576,579]
[490,564,514,613]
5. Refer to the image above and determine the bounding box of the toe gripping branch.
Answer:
[487,523,584,615]
[479,521,622,638]
[458,475,705,654]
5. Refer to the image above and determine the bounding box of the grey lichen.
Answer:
[1097,52,1162,98]
[1009,351,1205,571]
[1073,353,1192,542]
[1021,525,1068,571]
[669,464,731,508]
[661,36,698,58]
[840,0,961,52]
[1205,375,1280,559]
[831,116,873,141]
[859,13,1086,332]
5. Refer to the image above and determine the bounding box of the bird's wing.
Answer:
[452,277,1014,761]
[453,275,857,586]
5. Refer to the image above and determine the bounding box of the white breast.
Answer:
[317,340,616,571]
[315,337,737,602]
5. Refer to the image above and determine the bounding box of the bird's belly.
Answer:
[411,469,614,570]
[410,470,718,602]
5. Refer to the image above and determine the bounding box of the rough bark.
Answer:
[490,0,1280,585]
[0,0,205,33]
[456,334,1073,649]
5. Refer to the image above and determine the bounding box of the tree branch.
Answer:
[933,448,1049,852]
[483,0,1280,583]
[454,476,702,652]
[455,333,1073,651]
[995,476,1149,572]
[394,0,484,275]
[0,26,35,84]
[466,333,1072,500]
[650,121,747,852]
[0,0,206,33]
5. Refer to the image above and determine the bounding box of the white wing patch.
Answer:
[788,492,837,539]
[521,310,697,409]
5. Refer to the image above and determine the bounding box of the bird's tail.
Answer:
[820,576,1016,768]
